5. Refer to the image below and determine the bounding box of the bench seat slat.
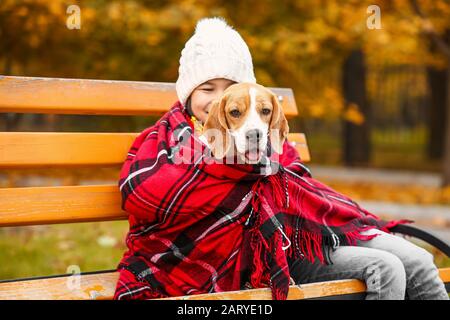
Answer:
[0,268,448,300]
[0,132,138,167]
[0,132,310,167]
[0,76,299,117]
[0,271,119,300]
[164,279,367,300]
[0,272,364,300]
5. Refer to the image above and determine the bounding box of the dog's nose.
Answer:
[245,129,262,142]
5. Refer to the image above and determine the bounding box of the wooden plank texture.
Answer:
[0,268,448,300]
[0,76,299,117]
[164,279,367,300]
[0,132,310,168]
[0,185,125,227]
[0,272,119,300]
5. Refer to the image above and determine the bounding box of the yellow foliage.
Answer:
[29,34,40,48]
[442,187,450,203]
[1,0,449,123]
[308,103,326,118]
[107,2,122,21]
[48,1,64,15]
[343,103,365,125]
[146,33,162,46]
[16,6,29,17]
[323,87,344,114]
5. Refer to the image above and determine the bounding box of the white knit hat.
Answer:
[176,17,256,107]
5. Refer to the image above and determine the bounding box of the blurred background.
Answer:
[1,0,450,280]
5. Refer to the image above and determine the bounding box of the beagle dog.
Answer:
[199,83,289,164]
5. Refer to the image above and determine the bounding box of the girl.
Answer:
[114,17,448,300]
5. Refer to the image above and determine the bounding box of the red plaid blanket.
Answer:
[113,101,409,300]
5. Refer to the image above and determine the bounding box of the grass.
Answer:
[0,220,448,281]
[0,221,128,280]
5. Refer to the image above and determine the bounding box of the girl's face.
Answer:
[189,78,236,124]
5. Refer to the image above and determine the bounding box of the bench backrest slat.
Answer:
[0,76,299,117]
[0,185,123,227]
[0,132,310,168]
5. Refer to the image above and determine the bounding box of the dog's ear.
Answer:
[202,96,233,159]
[269,92,289,154]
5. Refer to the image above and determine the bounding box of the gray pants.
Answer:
[289,228,449,300]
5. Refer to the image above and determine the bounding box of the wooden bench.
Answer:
[0,75,449,300]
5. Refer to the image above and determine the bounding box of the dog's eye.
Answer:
[230,110,241,118]
[262,108,271,115]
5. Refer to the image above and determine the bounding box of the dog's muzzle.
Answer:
[244,129,265,163]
